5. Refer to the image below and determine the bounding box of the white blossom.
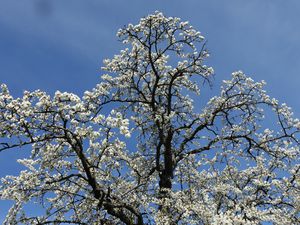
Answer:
[0,11,299,225]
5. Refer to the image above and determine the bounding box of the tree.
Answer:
[0,11,299,225]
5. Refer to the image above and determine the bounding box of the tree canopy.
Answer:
[0,11,299,225]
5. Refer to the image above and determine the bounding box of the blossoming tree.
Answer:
[1,11,299,225]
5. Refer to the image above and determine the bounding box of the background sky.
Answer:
[1,0,300,222]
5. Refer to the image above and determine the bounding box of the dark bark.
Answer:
[159,129,174,193]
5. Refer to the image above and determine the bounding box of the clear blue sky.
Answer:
[1,0,300,222]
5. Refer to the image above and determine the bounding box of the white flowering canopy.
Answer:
[0,11,299,225]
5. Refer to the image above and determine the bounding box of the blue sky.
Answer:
[1,0,300,222]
